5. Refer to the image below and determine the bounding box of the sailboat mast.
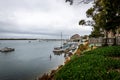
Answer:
[61,32,62,48]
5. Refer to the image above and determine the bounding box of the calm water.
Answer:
[0,40,65,80]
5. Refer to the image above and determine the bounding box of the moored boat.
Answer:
[0,47,15,52]
[53,47,65,53]
[53,42,78,53]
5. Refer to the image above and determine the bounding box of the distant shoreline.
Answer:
[0,38,37,40]
[0,38,67,41]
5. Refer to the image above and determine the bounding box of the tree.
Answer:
[65,0,73,5]
[79,20,86,25]
[65,0,120,45]
[91,0,120,45]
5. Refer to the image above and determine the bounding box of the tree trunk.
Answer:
[113,37,116,46]
[103,30,108,46]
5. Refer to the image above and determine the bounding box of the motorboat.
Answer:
[0,47,15,52]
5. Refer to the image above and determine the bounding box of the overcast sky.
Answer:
[0,0,93,39]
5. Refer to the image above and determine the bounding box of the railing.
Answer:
[116,36,120,45]
[89,37,120,46]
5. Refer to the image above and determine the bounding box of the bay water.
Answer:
[0,40,65,80]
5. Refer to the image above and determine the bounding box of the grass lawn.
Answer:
[54,46,120,80]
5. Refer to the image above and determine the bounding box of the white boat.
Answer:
[53,32,64,53]
[53,32,78,53]
[0,47,15,52]
[53,47,65,53]
[53,42,78,53]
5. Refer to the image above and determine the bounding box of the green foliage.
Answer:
[79,20,86,25]
[89,29,104,38]
[65,0,73,5]
[79,0,120,37]
[86,7,94,17]
[54,46,120,80]
[85,46,120,57]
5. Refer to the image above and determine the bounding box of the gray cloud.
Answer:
[0,0,93,39]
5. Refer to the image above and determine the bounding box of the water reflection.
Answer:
[53,51,63,56]
[64,53,67,58]
[50,54,52,61]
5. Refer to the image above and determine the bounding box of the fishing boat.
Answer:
[0,47,15,52]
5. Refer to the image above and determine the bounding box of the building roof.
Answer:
[70,34,81,40]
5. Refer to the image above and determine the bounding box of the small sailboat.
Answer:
[53,47,65,53]
[53,32,65,53]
